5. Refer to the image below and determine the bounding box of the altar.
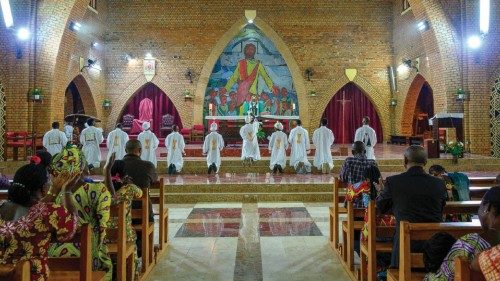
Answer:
[204,115,300,144]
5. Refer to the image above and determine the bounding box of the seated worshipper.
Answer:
[64,121,74,142]
[240,115,261,165]
[424,186,500,281]
[203,122,224,175]
[165,125,186,175]
[422,232,457,274]
[48,146,114,280]
[106,123,129,161]
[268,121,288,174]
[80,118,104,169]
[312,118,335,174]
[36,150,53,173]
[288,119,312,174]
[0,158,78,281]
[43,121,68,156]
[429,164,472,222]
[354,116,377,160]
[138,121,159,168]
[376,145,447,267]
[471,245,500,280]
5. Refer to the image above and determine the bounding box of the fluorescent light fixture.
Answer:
[16,27,30,40]
[480,0,490,34]
[417,21,429,31]
[467,35,482,49]
[1,0,13,28]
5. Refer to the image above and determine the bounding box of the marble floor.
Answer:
[147,202,350,281]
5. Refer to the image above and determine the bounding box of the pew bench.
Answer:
[108,201,136,281]
[148,178,169,261]
[468,176,496,186]
[454,256,486,281]
[329,177,346,250]
[131,188,155,281]
[0,260,30,281]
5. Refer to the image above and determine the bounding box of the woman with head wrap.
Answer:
[203,122,224,174]
[137,121,159,167]
[48,145,114,280]
[268,121,288,174]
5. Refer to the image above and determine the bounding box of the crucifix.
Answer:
[336,91,351,143]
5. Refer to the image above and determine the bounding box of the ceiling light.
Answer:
[248,19,253,24]
[480,0,490,34]
[1,0,13,28]
[417,21,429,32]
[397,63,409,74]
[16,27,30,40]
[91,42,98,47]
[69,21,81,31]
[467,35,482,49]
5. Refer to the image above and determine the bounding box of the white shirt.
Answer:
[106,128,129,160]
[312,126,335,169]
[203,131,224,171]
[288,126,311,168]
[138,130,159,167]
[165,132,186,172]
[354,125,377,160]
[79,126,104,167]
[268,131,288,170]
[43,129,68,156]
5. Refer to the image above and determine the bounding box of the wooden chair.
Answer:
[107,202,136,281]
[329,177,346,250]
[340,200,366,274]
[5,132,33,160]
[149,179,168,260]
[454,256,487,281]
[122,114,134,134]
[387,221,482,281]
[131,188,155,280]
[49,224,106,281]
[0,260,30,281]
[159,114,174,137]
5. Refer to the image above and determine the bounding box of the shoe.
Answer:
[172,164,176,174]
[278,165,284,174]
[211,163,217,173]
[207,165,213,175]
[272,165,278,174]
[167,164,172,175]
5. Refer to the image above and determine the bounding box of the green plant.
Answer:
[102,99,111,106]
[444,141,464,158]
[256,125,266,140]
[29,88,43,98]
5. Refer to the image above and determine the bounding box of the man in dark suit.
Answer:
[376,145,447,267]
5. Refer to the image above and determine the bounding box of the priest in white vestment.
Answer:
[240,115,261,164]
[43,122,68,156]
[64,122,74,142]
[138,121,159,167]
[165,125,186,174]
[268,121,288,174]
[80,118,104,168]
[312,118,335,173]
[106,123,129,161]
[354,116,377,160]
[203,122,224,174]
[288,119,311,174]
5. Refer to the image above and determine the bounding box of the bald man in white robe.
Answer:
[203,122,224,174]
[354,116,377,160]
[312,118,335,173]
[137,121,159,167]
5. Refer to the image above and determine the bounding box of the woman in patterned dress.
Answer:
[48,146,115,280]
[0,157,79,281]
[424,186,500,281]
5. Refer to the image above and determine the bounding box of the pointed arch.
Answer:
[66,74,97,117]
[401,74,434,136]
[194,17,308,126]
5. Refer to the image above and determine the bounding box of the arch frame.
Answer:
[67,74,98,117]
[400,73,434,136]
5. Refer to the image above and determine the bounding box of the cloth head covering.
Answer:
[51,144,86,176]
[142,121,151,130]
[245,115,251,124]
[210,122,218,132]
[274,121,283,131]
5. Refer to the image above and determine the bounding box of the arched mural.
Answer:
[491,76,500,157]
[204,24,298,118]
[0,81,5,161]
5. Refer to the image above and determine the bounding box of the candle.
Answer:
[292,103,296,110]
[209,103,213,111]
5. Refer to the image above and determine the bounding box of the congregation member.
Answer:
[288,119,311,174]
[64,121,74,142]
[376,145,447,267]
[0,157,78,281]
[354,116,377,160]
[240,115,260,165]
[36,150,53,172]
[106,123,129,161]
[268,121,288,174]
[424,186,500,280]
[43,121,68,156]
[312,118,335,174]
[471,245,500,280]
[165,125,186,175]
[203,122,225,174]
[80,118,104,169]
[137,121,159,167]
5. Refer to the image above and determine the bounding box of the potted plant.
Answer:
[29,88,43,101]
[455,88,467,101]
[102,99,112,109]
[444,140,465,164]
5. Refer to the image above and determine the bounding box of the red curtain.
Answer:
[321,82,383,144]
[120,83,183,136]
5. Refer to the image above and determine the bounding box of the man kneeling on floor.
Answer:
[203,122,224,175]
[165,125,186,175]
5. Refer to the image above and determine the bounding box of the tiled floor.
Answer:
[147,202,349,281]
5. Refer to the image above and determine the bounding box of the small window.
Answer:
[89,0,97,10]
[402,0,411,12]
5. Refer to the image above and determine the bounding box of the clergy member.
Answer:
[312,118,335,173]
[106,123,129,161]
[240,115,261,165]
[64,121,74,142]
[288,119,311,174]
[138,121,159,167]
[43,121,68,156]
[268,121,288,174]
[354,116,377,160]
[165,125,186,175]
[203,122,224,174]
[80,118,104,169]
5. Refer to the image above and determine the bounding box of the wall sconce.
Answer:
[80,58,97,72]
[455,88,468,102]
[185,69,195,83]
[69,21,82,32]
[417,20,429,32]
[397,58,419,74]
[305,68,314,81]
[390,98,397,107]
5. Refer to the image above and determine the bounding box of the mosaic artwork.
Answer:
[0,82,5,161]
[491,76,500,157]
[204,25,299,117]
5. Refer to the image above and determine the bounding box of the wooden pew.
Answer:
[107,201,136,281]
[48,224,106,281]
[359,200,482,281]
[454,256,486,281]
[469,186,492,200]
[469,176,496,186]
[0,260,30,281]
[329,177,346,250]
[131,188,155,281]
[149,178,168,260]
[340,200,366,276]
[0,190,7,200]
[387,221,482,281]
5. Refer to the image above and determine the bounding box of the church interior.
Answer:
[0,0,499,280]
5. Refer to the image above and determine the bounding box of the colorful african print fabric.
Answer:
[479,245,500,281]
[107,184,142,242]
[51,145,85,176]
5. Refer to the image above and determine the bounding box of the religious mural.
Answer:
[204,25,298,117]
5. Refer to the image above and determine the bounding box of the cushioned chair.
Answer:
[180,128,192,143]
[191,124,204,142]
[160,114,175,137]
[122,114,134,133]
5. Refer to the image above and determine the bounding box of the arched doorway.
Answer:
[118,83,183,137]
[321,82,383,144]
[491,76,500,157]
[64,81,85,116]
[401,75,434,137]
